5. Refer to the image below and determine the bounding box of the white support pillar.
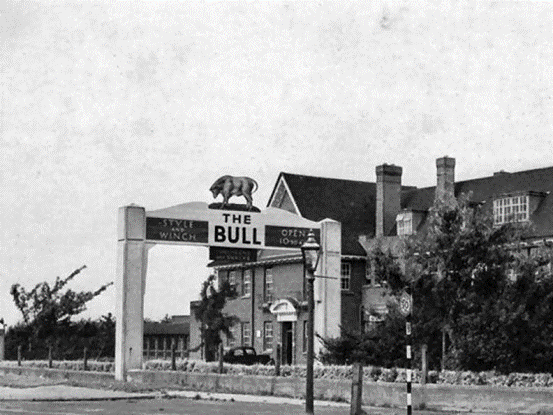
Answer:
[314,219,341,355]
[115,205,148,381]
[0,328,5,361]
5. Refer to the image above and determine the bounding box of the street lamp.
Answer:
[301,230,321,415]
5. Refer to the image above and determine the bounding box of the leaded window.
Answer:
[494,195,529,225]
[341,262,351,291]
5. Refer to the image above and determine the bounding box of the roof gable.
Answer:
[267,175,300,215]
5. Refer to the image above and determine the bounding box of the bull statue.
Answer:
[209,175,259,210]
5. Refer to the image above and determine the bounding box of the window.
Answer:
[242,322,251,346]
[341,262,351,291]
[396,212,413,236]
[229,270,238,288]
[264,268,274,302]
[494,195,529,225]
[263,321,273,351]
[243,269,252,297]
[229,269,240,293]
[228,325,238,347]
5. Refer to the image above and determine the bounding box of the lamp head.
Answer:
[301,229,321,272]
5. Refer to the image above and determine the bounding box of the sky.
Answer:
[1,0,552,326]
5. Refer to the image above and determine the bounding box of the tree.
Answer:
[193,274,238,361]
[9,265,113,354]
[403,195,528,369]
[321,194,553,373]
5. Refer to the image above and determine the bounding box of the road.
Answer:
[0,398,465,415]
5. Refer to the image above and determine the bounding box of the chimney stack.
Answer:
[435,156,456,203]
[376,164,402,237]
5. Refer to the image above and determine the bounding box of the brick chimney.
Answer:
[435,156,456,203]
[376,164,402,237]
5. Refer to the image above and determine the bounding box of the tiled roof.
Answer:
[402,166,553,238]
[273,173,413,255]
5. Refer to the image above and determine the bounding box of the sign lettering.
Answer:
[265,226,320,248]
[146,217,208,243]
[209,247,257,263]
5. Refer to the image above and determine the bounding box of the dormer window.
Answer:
[396,212,413,236]
[493,195,529,225]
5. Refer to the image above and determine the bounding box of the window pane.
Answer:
[264,268,273,302]
[243,269,252,296]
[263,321,273,351]
[341,262,351,290]
[242,322,251,347]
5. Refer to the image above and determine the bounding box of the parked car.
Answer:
[223,346,273,365]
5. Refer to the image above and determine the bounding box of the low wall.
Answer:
[2,364,553,413]
[0,365,113,383]
[129,369,553,413]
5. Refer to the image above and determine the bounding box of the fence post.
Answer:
[17,345,22,366]
[218,343,224,374]
[83,347,88,371]
[421,344,428,385]
[350,362,363,415]
[275,343,281,376]
[171,340,177,371]
[48,346,53,369]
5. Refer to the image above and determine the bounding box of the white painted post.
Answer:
[115,205,148,381]
[314,219,341,355]
[0,328,5,361]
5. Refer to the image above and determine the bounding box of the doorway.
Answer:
[281,322,293,365]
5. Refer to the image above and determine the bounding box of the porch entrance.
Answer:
[281,321,293,365]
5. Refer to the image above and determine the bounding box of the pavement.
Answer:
[0,384,349,407]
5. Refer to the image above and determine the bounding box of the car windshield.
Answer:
[244,349,255,355]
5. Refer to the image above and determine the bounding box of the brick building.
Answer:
[143,315,189,360]
[189,157,553,363]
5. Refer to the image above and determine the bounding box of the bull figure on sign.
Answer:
[209,176,259,210]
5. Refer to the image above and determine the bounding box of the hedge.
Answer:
[3,359,553,388]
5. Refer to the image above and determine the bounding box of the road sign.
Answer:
[399,291,412,316]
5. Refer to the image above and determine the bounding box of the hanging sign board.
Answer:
[209,247,257,262]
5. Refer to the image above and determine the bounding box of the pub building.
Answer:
[189,157,553,364]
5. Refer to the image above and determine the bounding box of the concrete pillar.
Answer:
[314,219,341,355]
[115,205,148,381]
[0,328,5,361]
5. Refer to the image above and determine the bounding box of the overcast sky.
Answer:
[1,0,552,326]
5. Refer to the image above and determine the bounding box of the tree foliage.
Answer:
[10,265,113,325]
[9,265,114,355]
[193,274,238,361]
[321,195,553,373]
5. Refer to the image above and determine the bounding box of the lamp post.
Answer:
[301,230,320,415]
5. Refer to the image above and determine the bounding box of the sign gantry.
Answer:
[115,202,339,381]
[115,175,341,381]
